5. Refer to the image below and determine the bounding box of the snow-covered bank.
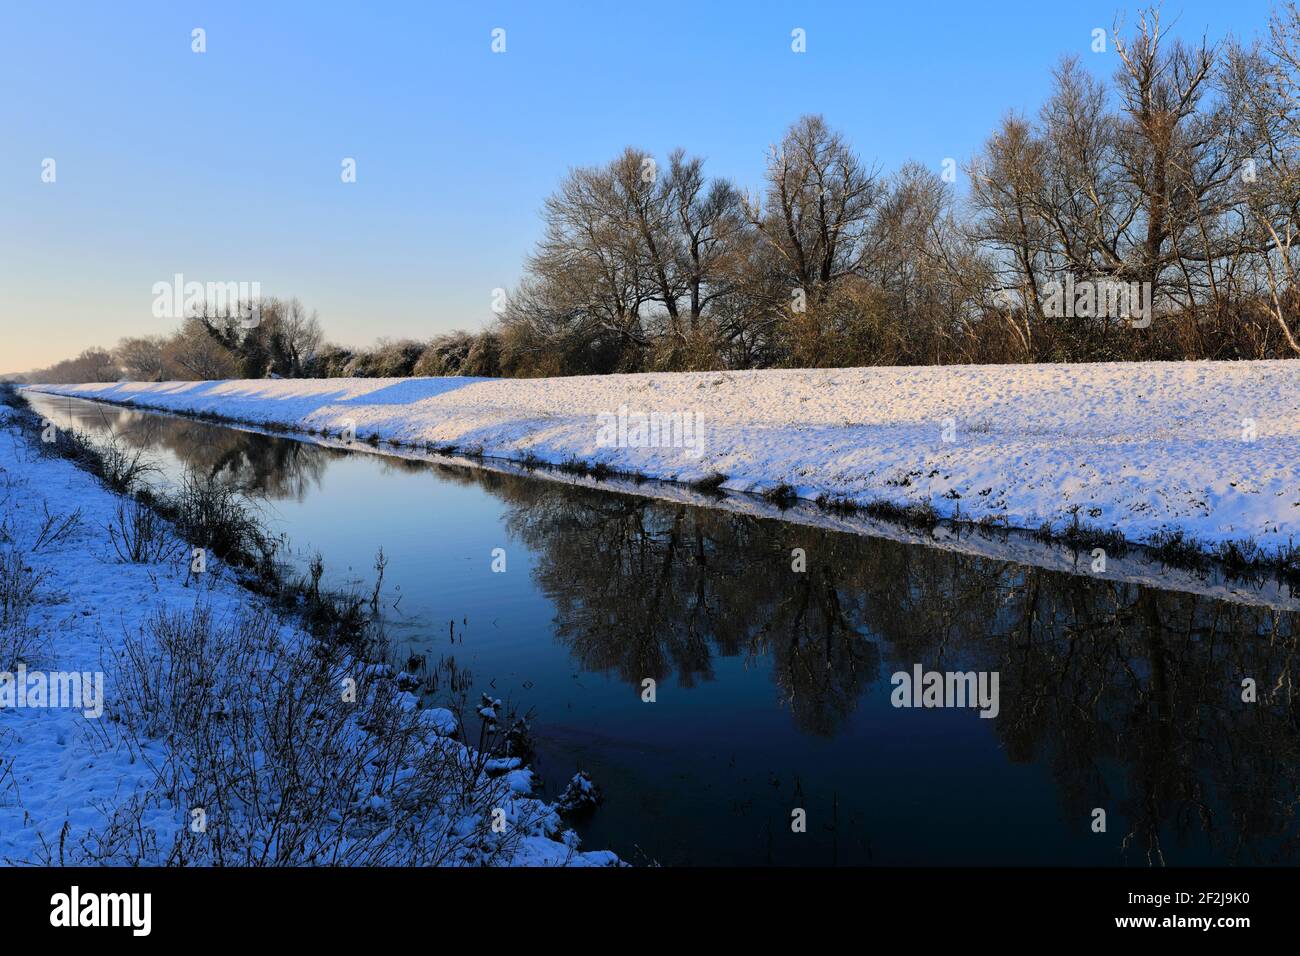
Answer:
[0,400,617,866]
[27,360,1300,558]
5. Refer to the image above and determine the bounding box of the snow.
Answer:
[418,706,459,736]
[0,403,617,867]
[25,360,1300,557]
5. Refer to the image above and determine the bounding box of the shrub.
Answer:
[107,498,177,563]
[78,604,560,866]
[163,470,268,567]
[0,547,47,669]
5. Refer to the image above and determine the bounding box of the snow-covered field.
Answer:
[0,402,617,866]
[27,360,1300,557]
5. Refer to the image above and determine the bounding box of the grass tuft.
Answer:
[761,483,798,507]
[690,472,728,494]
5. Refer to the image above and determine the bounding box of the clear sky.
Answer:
[0,0,1278,372]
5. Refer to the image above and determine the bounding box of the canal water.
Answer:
[25,391,1300,866]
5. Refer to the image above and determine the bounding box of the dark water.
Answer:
[25,391,1300,866]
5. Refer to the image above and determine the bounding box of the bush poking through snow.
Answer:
[107,498,178,564]
[1148,530,1209,570]
[1216,538,1261,576]
[30,503,82,553]
[91,435,160,494]
[761,483,797,507]
[0,547,48,670]
[501,717,536,764]
[555,772,602,818]
[163,470,269,569]
[68,604,583,866]
[1035,512,1130,557]
[689,472,728,494]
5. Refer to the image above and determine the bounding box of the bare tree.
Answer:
[868,163,990,363]
[264,297,323,376]
[114,335,171,381]
[165,317,239,380]
[665,150,747,336]
[1223,4,1300,353]
[1037,57,1128,283]
[748,115,880,302]
[1112,9,1218,303]
[524,162,649,353]
[969,115,1051,355]
[30,348,120,384]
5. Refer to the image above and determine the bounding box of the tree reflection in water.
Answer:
[41,400,334,501]
[489,477,1298,864]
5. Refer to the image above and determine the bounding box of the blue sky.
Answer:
[0,0,1277,371]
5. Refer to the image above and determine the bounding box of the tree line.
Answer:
[17,5,1300,384]
[495,4,1300,373]
[20,298,326,384]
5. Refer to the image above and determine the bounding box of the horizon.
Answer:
[1,0,1276,373]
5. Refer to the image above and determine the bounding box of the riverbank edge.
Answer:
[21,383,1300,605]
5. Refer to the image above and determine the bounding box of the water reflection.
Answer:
[492,479,1299,864]
[27,392,1300,865]
[36,398,333,501]
[502,485,883,735]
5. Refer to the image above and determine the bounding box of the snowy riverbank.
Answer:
[25,360,1300,558]
[0,398,618,866]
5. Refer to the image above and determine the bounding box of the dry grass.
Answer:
[60,605,558,866]
[0,547,48,670]
[106,498,178,564]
